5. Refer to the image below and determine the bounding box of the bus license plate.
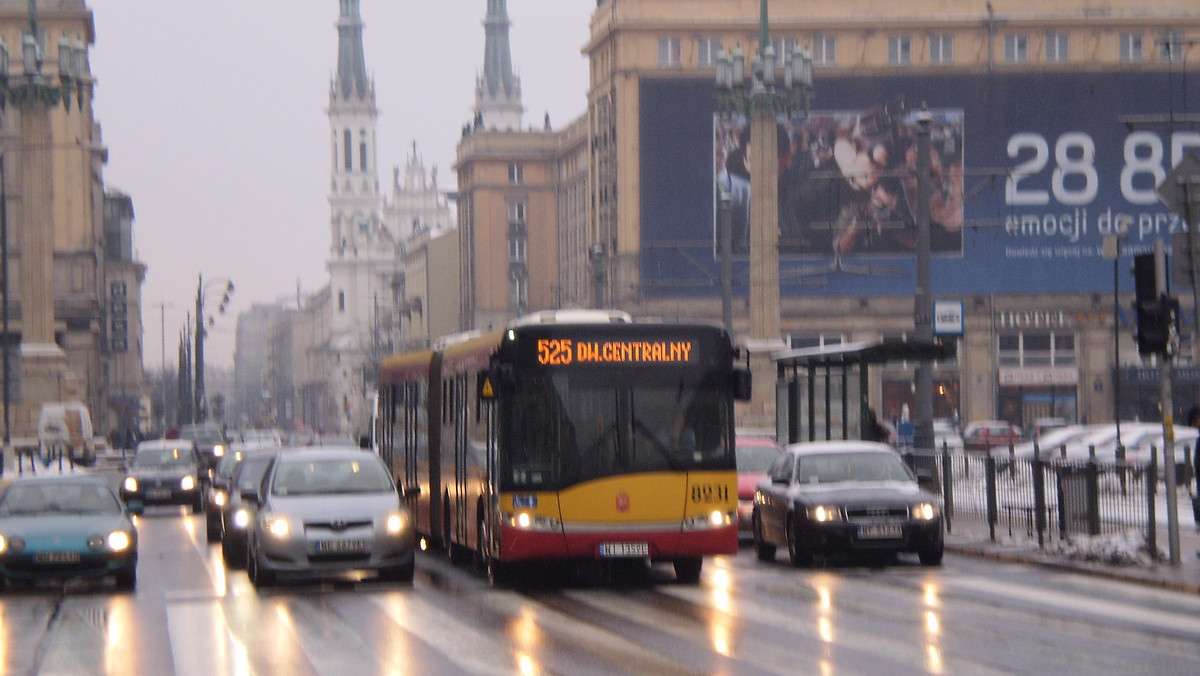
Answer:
[599,542,648,558]
[858,524,903,540]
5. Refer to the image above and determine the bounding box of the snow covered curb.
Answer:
[1047,530,1165,566]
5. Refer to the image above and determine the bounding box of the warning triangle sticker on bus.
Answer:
[480,377,495,399]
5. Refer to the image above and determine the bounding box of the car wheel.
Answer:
[919,541,945,566]
[114,566,137,592]
[222,537,246,570]
[205,517,222,543]
[190,498,204,515]
[786,515,813,568]
[752,510,776,562]
[248,547,275,588]
[673,557,703,584]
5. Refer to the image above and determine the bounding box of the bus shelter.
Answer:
[773,340,954,446]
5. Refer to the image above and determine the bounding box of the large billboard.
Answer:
[639,72,1200,297]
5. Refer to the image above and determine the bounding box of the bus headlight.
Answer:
[682,511,733,530]
[504,512,561,532]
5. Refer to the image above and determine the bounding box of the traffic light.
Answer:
[1132,252,1178,356]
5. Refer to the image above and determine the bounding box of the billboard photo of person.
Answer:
[714,97,964,260]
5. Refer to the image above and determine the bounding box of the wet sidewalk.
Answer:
[945,498,1200,594]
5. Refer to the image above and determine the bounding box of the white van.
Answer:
[37,402,96,466]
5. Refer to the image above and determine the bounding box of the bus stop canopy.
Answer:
[772,339,955,445]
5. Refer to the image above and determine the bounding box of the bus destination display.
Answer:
[536,338,695,366]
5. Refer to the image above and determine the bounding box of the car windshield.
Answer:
[794,452,913,484]
[214,452,243,479]
[0,483,122,515]
[736,441,781,472]
[271,458,393,496]
[233,457,274,491]
[180,425,224,444]
[133,447,194,468]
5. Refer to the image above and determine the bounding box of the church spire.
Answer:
[474,0,523,131]
[335,0,370,101]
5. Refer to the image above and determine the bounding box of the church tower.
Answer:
[327,0,387,432]
[474,0,523,130]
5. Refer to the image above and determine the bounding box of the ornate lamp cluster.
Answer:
[714,33,812,117]
[0,3,89,112]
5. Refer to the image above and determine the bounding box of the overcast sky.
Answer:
[86,0,594,370]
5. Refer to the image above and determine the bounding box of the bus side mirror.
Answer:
[733,369,753,401]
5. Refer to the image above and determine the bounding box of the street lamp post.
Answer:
[913,111,934,452]
[715,0,812,424]
[194,275,233,424]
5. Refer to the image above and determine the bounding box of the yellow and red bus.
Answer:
[377,310,751,584]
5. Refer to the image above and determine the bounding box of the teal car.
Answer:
[0,474,138,590]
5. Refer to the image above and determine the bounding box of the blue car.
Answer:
[0,474,138,590]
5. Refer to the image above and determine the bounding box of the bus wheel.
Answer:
[673,557,703,584]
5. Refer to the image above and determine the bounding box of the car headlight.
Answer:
[213,444,225,458]
[123,477,138,492]
[181,475,196,491]
[263,513,291,538]
[0,534,6,553]
[912,503,939,521]
[232,508,251,529]
[504,512,561,532]
[808,505,843,522]
[212,490,227,507]
[682,510,734,530]
[385,510,409,535]
[107,531,133,552]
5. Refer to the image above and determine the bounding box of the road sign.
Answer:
[1156,153,1200,224]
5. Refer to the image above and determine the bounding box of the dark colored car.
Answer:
[751,441,944,566]
[734,435,783,539]
[219,450,279,568]
[178,423,229,473]
[121,440,204,514]
[206,447,278,542]
[244,447,417,587]
[0,474,138,590]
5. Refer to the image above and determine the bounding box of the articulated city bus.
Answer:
[377,310,751,583]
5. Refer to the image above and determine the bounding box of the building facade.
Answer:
[569,0,1200,430]
[0,1,141,442]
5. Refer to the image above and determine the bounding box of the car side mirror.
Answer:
[239,487,260,504]
[402,484,422,499]
[915,470,940,494]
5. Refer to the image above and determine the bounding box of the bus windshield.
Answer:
[501,367,733,491]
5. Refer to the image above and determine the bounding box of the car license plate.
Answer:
[34,551,81,564]
[146,488,172,499]
[598,542,648,558]
[858,524,903,540]
[315,539,367,553]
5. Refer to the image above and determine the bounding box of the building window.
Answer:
[998,332,1075,367]
[888,36,912,65]
[771,37,799,61]
[359,129,368,171]
[812,33,836,67]
[343,130,352,171]
[508,273,528,310]
[507,200,526,225]
[1120,33,1143,63]
[508,163,524,185]
[1161,31,1184,62]
[508,236,526,263]
[338,291,346,312]
[658,37,681,67]
[697,37,722,67]
[1005,33,1028,63]
[788,334,843,349]
[1045,31,1069,63]
[929,34,953,64]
